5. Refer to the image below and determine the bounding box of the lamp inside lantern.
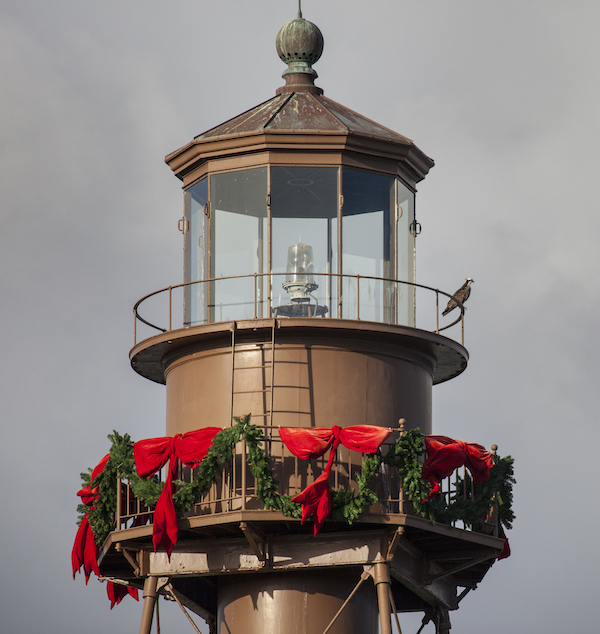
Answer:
[282,243,318,301]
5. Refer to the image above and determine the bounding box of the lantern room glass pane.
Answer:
[184,177,208,325]
[342,169,395,323]
[210,168,268,322]
[270,166,338,318]
[397,179,416,326]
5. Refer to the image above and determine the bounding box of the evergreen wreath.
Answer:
[77,416,514,547]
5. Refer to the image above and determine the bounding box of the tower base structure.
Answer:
[101,516,503,633]
[92,319,504,633]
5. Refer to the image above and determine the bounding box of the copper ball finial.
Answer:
[276,18,323,68]
[275,15,324,95]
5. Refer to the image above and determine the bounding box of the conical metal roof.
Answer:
[166,15,433,187]
[195,92,414,146]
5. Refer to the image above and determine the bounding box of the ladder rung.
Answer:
[233,364,272,370]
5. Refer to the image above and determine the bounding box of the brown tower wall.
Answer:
[162,321,436,436]
[218,569,377,634]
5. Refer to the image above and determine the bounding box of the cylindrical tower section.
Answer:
[131,319,467,437]
[218,570,377,634]
[162,322,436,434]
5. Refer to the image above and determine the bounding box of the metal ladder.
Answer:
[230,319,315,436]
[229,320,277,436]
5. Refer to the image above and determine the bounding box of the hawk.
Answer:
[442,278,474,316]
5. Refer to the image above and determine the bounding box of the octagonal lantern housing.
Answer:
[168,76,432,330]
[181,163,419,326]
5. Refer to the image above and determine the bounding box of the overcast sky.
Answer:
[1,1,599,632]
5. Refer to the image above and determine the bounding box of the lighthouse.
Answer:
[77,11,512,634]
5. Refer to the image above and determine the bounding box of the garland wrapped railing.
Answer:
[73,416,515,605]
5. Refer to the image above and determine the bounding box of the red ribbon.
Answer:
[422,435,494,498]
[497,528,511,560]
[422,436,510,559]
[72,453,110,583]
[107,582,139,609]
[72,453,140,603]
[134,427,221,556]
[279,425,392,535]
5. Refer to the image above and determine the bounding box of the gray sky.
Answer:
[1,1,598,632]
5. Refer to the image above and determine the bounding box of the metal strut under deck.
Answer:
[320,562,414,634]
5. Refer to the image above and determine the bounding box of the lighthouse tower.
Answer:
[94,12,507,634]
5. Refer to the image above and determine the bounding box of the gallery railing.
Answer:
[133,273,467,346]
[115,430,498,537]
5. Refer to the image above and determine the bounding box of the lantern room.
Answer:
[168,16,428,329]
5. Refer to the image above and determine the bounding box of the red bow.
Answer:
[72,453,110,583]
[497,528,511,560]
[134,427,221,556]
[422,435,494,498]
[279,425,392,535]
[72,454,140,604]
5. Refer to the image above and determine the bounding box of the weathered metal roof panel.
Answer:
[195,95,287,140]
[319,96,413,144]
[266,92,348,132]
[194,92,415,145]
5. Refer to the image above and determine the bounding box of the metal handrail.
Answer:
[133,272,467,346]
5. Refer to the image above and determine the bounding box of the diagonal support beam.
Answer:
[321,567,372,634]
[165,583,205,634]
[425,552,496,584]
[386,527,405,561]
[240,522,266,562]
[115,543,140,576]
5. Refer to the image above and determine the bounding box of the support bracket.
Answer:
[385,527,405,561]
[114,543,140,576]
[240,522,267,562]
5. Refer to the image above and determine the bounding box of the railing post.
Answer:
[398,419,405,514]
[254,273,258,319]
[241,439,247,510]
[435,291,439,334]
[356,275,360,320]
[169,286,172,331]
[491,444,499,537]
[134,310,137,346]
[116,476,122,530]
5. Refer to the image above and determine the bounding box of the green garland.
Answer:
[77,417,514,547]
[434,455,515,530]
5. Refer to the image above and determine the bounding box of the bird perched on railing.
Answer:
[442,278,474,316]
